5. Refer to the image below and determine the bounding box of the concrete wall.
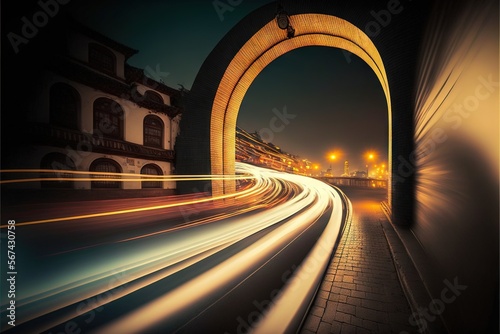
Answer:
[411,1,499,332]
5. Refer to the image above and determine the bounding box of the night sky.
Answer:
[70,0,388,173]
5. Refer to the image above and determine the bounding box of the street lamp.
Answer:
[365,152,375,178]
[276,5,295,38]
[328,154,337,177]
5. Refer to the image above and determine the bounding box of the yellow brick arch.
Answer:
[210,14,391,197]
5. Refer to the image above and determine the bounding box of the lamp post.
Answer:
[276,5,295,38]
[366,153,375,178]
[313,164,319,177]
[329,154,337,177]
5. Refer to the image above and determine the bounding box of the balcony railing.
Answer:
[26,123,175,162]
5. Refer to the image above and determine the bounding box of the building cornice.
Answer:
[66,19,139,60]
[125,65,181,98]
[47,56,183,118]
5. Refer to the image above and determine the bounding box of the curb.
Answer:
[380,202,448,334]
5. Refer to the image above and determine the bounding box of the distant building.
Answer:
[235,127,310,174]
[341,160,350,177]
[4,20,183,192]
[352,170,368,178]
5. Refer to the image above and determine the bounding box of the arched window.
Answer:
[93,98,124,140]
[143,115,164,148]
[141,164,163,189]
[89,158,122,189]
[144,90,163,104]
[49,83,80,129]
[40,153,76,188]
[89,43,116,75]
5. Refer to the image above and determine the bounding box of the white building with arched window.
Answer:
[8,20,183,194]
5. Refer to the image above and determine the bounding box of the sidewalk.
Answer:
[300,188,418,333]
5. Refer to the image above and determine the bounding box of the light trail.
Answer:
[0,192,241,227]
[0,163,349,334]
[0,168,255,185]
[0,169,250,178]
[0,176,253,185]
[0,169,260,228]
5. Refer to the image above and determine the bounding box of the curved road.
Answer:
[0,163,350,334]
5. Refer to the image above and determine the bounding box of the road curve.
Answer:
[0,163,350,334]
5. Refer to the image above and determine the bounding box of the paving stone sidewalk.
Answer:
[300,199,418,334]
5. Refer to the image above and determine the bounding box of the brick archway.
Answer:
[209,14,391,197]
[176,1,428,225]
